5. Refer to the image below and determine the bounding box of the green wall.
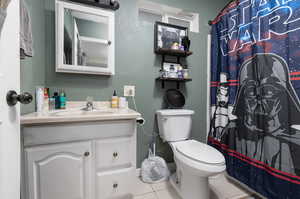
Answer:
[21,0,229,166]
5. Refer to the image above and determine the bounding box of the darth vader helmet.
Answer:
[233,54,300,135]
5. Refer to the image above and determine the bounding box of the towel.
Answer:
[0,8,7,37]
[20,0,33,59]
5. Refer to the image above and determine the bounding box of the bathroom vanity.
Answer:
[21,105,140,199]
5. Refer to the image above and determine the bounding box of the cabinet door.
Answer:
[25,142,92,199]
[56,1,115,75]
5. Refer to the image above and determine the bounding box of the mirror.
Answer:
[56,1,115,75]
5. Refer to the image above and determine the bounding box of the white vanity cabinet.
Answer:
[22,119,137,199]
[25,142,92,199]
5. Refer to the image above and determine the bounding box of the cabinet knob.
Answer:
[113,152,118,158]
[84,152,90,157]
[113,183,118,189]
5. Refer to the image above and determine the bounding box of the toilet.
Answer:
[156,109,226,199]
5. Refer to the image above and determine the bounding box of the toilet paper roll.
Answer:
[136,117,145,126]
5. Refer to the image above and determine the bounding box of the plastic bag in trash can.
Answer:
[141,149,170,183]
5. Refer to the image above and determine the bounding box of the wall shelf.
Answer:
[155,48,193,57]
[155,48,193,66]
[156,77,192,89]
[69,0,120,11]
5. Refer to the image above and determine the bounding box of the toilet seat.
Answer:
[174,140,225,166]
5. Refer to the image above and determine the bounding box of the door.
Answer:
[0,0,21,198]
[25,141,92,199]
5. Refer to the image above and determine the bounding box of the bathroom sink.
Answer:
[50,109,114,116]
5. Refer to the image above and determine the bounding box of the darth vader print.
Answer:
[213,53,300,175]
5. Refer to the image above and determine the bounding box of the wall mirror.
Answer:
[56,1,115,75]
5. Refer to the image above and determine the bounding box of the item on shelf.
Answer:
[165,89,185,108]
[183,69,189,79]
[177,70,184,79]
[169,64,178,78]
[154,22,188,52]
[171,42,179,50]
[163,62,182,78]
[181,36,191,51]
[160,69,168,78]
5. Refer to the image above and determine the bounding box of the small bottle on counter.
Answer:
[43,88,49,112]
[53,91,60,109]
[111,90,119,108]
[59,90,67,109]
[49,97,55,111]
[35,86,44,112]
[119,97,128,109]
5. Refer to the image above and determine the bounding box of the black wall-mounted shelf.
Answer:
[155,48,193,57]
[156,77,192,89]
[155,48,193,89]
[155,48,193,66]
[70,0,120,10]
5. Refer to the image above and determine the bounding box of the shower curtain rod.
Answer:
[208,0,237,26]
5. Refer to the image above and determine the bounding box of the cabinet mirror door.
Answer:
[56,1,115,75]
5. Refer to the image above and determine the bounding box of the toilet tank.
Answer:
[156,109,194,142]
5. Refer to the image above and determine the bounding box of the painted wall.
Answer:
[21,0,229,166]
[20,0,46,114]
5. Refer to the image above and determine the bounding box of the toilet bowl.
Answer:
[156,110,226,199]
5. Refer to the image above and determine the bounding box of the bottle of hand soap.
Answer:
[111,90,119,108]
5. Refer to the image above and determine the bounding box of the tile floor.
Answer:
[133,172,256,199]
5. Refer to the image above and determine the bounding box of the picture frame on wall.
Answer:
[154,21,188,52]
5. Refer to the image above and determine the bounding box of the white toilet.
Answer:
[156,109,226,199]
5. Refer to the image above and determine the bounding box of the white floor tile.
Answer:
[133,176,154,196]
[151,180,172,191]
[133,192,158,199]
[155,187,181,199]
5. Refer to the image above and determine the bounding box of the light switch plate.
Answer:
[124,85,135,97]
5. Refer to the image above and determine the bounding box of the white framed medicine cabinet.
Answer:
[55,0,115,75]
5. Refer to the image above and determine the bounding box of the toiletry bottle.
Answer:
[111,90,119,108]
[43,88,49,112]
[59,90,67,109]
[119,97,127,109]
[35,86,44,112]
[53,91,60,109]
[49,97,55,111]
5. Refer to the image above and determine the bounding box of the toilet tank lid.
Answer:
[156,109,194,116]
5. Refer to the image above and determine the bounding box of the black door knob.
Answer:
[6,90,33,106]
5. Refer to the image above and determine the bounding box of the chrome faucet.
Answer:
[82,96,94,111]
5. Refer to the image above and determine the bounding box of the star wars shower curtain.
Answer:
[208,1,300,198]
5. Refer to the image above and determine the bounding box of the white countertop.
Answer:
[21,101,141,125]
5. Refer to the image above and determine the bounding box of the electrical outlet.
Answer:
[124,85,135,97]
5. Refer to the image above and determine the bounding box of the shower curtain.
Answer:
[208,1,300,198]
